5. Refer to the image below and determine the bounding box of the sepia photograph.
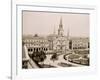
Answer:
[22,10,90,69]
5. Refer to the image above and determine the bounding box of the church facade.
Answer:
[47,18,69,53]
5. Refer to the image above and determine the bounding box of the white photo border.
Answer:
[12,3,97,80]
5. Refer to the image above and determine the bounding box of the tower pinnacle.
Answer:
[53,25,56,34]
[67,28,70,40]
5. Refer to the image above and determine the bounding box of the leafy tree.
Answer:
[32,50,46,63]
[50,53,58,62]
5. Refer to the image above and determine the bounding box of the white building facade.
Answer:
[70,37,89,50]
[23,34,49,54]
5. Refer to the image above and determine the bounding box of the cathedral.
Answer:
[47,17,70,53]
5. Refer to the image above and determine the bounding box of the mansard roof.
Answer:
[22,34,47,40]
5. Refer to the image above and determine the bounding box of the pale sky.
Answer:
[22,11,89,37]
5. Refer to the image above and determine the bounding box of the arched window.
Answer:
[36,48,38,52]
[28,48,30,52]
[31,49,33,51]
[34,48,35,52]
[46,48,47,51]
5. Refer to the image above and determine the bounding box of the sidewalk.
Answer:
[43,54,84,67]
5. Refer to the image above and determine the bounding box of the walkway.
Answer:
[43,54,84,67]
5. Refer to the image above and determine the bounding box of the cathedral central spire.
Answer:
[59,17,63,28]
[58,17,64,36]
